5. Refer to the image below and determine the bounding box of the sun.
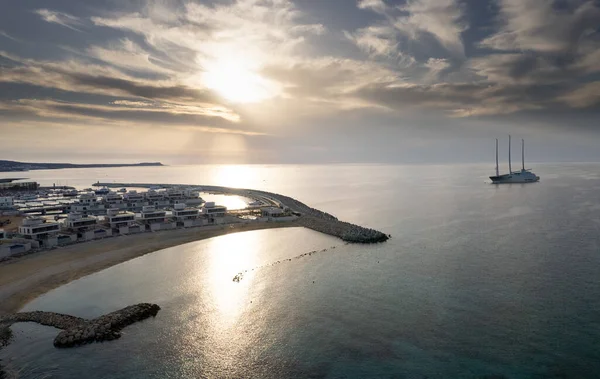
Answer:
[202,60,278,103]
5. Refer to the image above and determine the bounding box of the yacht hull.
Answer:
[490,171,540,184]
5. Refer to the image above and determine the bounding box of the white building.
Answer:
[138,206,175,231]
[65,213,98,229]
[106,209,139,234]
[70,193,105,215]
[124,190,144,202]
[139,205,166,223]
[146,190,170,208]
[18,217,60,247]
[182,189,203,205]
[172,203,204,227]
[123,191,146,211]
[0,197,14,209]
[102,192,127,210]
[145,190,165,202]
[166,188,185,200]
[201,202,227,224]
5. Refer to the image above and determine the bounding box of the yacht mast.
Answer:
[495,139,499,176]
[522,139,525,171]
[508,135,512,174]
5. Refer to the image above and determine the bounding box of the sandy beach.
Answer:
[0,221,298,315]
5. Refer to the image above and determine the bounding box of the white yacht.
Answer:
[490,136,540,184]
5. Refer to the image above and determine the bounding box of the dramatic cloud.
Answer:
[1,0,600,163]
[34,9,83,31]
[351,0,467,58]
[480,0,600,53]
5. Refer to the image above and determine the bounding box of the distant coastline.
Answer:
[0,160,164,172]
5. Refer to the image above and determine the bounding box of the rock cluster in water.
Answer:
[232,245,338,282]
[0,303,160,349]
[54,303,160,348]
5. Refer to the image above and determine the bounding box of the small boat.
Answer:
[117,188,127,193]
[490,136,540,184]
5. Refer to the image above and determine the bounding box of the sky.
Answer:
[1,0,600,164]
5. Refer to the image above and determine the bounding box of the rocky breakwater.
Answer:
[250,190,389,243]
[0,303,160,349]
[298,216,389,243]
[54,303,160,348]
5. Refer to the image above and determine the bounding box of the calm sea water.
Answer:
[3,164,600,378]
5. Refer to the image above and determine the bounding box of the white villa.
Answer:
[145,190,165,202]
[138,206,175,231]
[64,213,111,241]
[172,203,205,228]
[106,209,141,235]
[201,202,227,224]
[18,216,60,247]
[102,192,127,210]
[65,212,98,229]
[70,193,106,215]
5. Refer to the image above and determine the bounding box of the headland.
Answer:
[0,160,163,172]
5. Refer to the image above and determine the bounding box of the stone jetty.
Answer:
[94,182,390,243]
[0,303,160,348]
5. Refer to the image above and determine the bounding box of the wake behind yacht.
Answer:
[490,136,540,184]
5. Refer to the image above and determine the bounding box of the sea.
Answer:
[2,163,600,379]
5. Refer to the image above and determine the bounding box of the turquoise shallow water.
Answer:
[2,164,600,378]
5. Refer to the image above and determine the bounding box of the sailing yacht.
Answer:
[490,135,540,184]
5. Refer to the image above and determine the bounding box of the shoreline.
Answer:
[0,221,299,315]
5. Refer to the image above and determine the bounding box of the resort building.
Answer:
[124,190,144,202]
[18,216,60,247]
[138,206,175,231]
[145,190,165,202]
[106,209,140,235]
[182,189,203,205]
[102,192,127,210]
[166,188,185,201]
[64,213,111,241]
[70,193,106,215]
[201,202,227,224]
[146,190,170,208]
[172,203,204,227]
[123,191,146,212]
[65,213,98,229]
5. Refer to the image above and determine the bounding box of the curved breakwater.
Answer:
[94,183,390,243]
[0,303,160,348]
